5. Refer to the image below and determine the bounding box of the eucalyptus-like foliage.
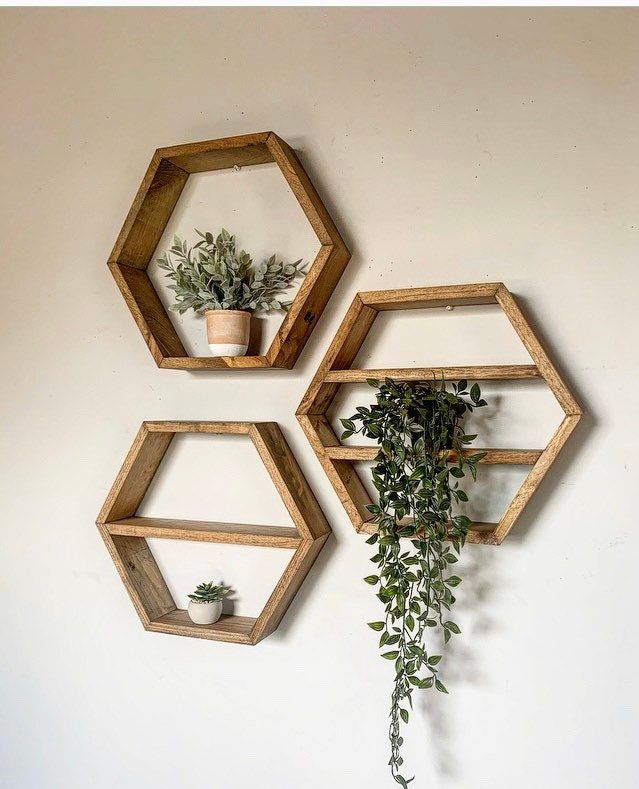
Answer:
[188,582,232,603]
[157,228,305,314]
[341,378,488,787]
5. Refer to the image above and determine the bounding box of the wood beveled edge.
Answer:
[358,282,503,309]
[495,284,583,417]
[96,423,174,524]
[108,154,189,270]
[296,294,377,416]
[96,524,153,627]
[492,413,581,544]
[250,532,329,643]
[108,262,186,366]
[265,244,334,369]
[265,242,347,369]
[266,133,346,248]
[156,131,273,162]
[248,423,330,541]
[145,614,257,645]
[97,525,177,627]
[159,355,270,369]
[296,414,372,530]
[142,420,255,434]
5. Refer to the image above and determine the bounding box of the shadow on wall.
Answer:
[417,545,499,782]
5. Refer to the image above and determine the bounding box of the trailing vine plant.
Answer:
[340,378,488,787]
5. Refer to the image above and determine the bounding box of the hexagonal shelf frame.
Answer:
[297,283,582,545]
[96,421,330,644]
[108,132,350,370]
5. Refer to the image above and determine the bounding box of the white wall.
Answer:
[1,8,637,789]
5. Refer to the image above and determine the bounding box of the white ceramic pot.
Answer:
[205,309,250,357]
[187,599,223,625]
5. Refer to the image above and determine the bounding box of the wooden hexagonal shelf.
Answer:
[108,132,350,370]
[96,421,330,644]
[297,283,582,545]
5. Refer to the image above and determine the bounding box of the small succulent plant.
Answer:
[187,582,232,603]
[157,228,305,314]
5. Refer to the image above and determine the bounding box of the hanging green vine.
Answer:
[341,378,488,787]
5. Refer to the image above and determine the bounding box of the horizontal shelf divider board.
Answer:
[108,131,350,370]
[357,518,500,545]
[323,365,541,383]
[106,517,302,549]
[324,447,543,464]
[297,283,582,545]
[97,421,330,644]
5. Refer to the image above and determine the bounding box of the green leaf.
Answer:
[400,708,409,724]
[428,655,442,666]
[364,575,379,585]
[382,651,400,660]
[445,576,462,587]
[367,621,385,631]
[444,621,461,634]
[435,679,449,694]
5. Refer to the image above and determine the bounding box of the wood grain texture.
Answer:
[109,263,186,364]
[143,420,254,434]
[296,283,582,545]
[159,355,270,369]
[100,530,176,625]
[106,517,301,549]
[324,446,543,464]
[249,422,330,541]
[266,242,350,369]
[323,366,541,383]
[495,285,582,416]
[356,517,499,543]
[109,153,188,270]
[359,283,501,310]
[147,611,256,644]
[493,414,581,543]
[297,295,378,415]
[97,421,330,644]
[266,134,340,246]
[251,534,329,643]
[97,424,173,524]
[159,132,274,173]
[297,415,373,526]
[108,131,350,370]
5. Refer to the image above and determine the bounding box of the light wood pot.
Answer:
[205,310,250,357]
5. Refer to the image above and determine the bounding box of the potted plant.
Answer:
[187,582,232,625]
[341,378,488,787]
[157,228,305,356]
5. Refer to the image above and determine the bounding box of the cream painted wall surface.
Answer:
[1,7,638,789]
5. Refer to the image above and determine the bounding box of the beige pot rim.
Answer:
[204,309,251,317]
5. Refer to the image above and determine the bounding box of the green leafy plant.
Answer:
[341,378,488,787]
[188,582,232,603]
[157,228,305,315]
